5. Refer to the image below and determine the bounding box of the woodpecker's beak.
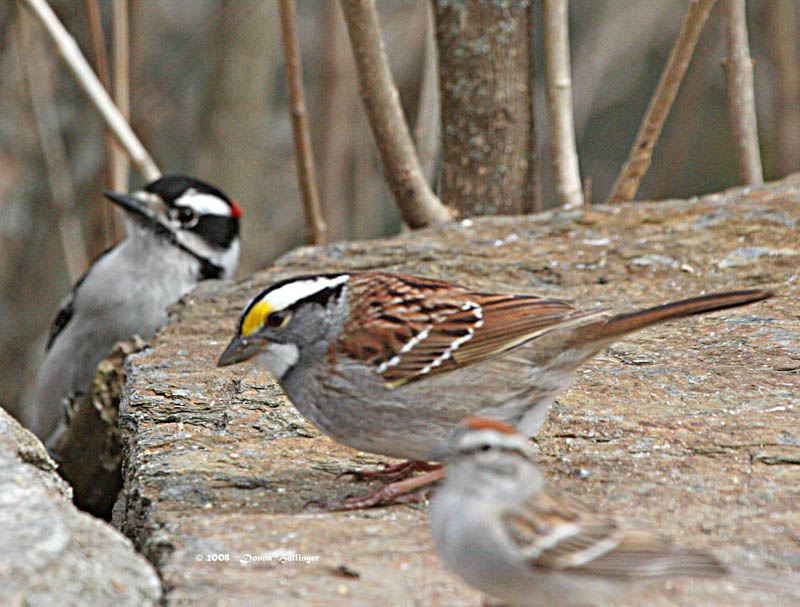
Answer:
[103,190,162,226]
[217,334,262,367]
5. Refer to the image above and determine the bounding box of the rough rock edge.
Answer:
[0,406,162,607]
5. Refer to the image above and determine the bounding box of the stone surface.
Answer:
[118,177,800,606]
[0,407,161,607]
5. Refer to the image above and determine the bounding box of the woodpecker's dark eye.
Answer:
[266,310,290,329]
[177,206,196,224]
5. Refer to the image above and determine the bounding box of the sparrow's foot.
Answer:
[310,468,443,511]
[338,460,440,482]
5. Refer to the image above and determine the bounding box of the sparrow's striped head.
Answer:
[433,416,531,462]
[218,274,351,374]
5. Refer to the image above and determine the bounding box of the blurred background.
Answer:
[1,0,798,421]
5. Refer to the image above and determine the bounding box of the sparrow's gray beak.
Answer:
[217,335,262,367]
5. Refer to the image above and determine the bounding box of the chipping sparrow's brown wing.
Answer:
[501,489,727,579]
[339,272,602,387]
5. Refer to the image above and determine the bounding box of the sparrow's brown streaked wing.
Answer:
[339,273,772,388]
[502,490,727,579]
[338,272,596,387]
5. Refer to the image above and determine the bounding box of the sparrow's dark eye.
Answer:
[479,443,492,452]
[266,310,290,329]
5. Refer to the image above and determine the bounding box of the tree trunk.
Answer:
[433,0,535,215]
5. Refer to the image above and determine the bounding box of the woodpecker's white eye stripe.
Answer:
[261,275,350,312]
[174,190,232,217]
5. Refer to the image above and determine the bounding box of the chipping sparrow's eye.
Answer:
[266,310,290,329]
[480,444,491,452]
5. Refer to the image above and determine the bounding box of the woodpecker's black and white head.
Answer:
[103,175,242,280]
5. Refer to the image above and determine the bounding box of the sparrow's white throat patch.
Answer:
[262,274,350,311]
[256,342,300,379]
[175,189,232,217]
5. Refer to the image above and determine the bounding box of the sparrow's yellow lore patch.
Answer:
[241,301,273,338]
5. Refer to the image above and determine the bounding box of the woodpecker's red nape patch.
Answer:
[230,200,242,218]
[461,416,517,435]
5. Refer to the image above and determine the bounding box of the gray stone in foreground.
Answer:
[0,407,161,607]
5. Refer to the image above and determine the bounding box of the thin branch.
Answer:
[19,0,160,181]
[338,0,452,227]
[84,0,121,245]
[770,1,800,176]
[412,0,440,189]
[111,0,130,194]
[528,0,541,211]
[278,0,328,246]
[605,0,717,204]
[543,0,583,208]
[722,0,762,185]
[84,0,110,86]
[318,2,351,240]
[769,0,800,176]
[19,12,88,282]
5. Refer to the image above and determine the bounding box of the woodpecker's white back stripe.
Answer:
[175,190,232,217]
[262,274,350,311]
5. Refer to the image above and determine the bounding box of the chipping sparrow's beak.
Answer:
[429,443,452,463]
[217,335,263,367]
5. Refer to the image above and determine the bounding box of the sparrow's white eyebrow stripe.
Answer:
[174,189,232,216]
[459,430,528,452]
[262,275,350,311]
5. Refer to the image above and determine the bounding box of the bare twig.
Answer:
[278,0,328,245]
[19,0,160,181]
[338,0,452,227]
[543,0,583,208]
[605,0,717,204]
[84,0,110,88]
[19,12,88,282]
[111,0,130,194]
[528,0,541,211]
[722,0,762,185]
[412,0,440,189]
[84,0,121,245]
[318,2,351,240]
[769,0,800,176]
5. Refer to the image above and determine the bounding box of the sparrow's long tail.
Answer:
[534,289,775,363]
[596,289,773,341]
[508,289,772,434]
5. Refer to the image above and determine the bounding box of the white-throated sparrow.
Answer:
[218,272,771,464]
